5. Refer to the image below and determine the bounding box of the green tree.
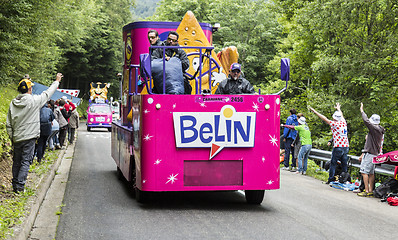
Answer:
[151,0,215,22]
[209,0,282,85]
[270,0,398,154]
[59,0,133,99]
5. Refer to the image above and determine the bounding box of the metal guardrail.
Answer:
[309,148,395,176]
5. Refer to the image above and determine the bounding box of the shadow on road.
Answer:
[111,169,272,212]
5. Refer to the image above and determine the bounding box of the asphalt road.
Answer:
[56,127,398,240]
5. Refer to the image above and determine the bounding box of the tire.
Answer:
[245,190,265,204]
[135,188,149,203]
[108,127,112,132]
[87,126,91,131]
[116,166,124,181]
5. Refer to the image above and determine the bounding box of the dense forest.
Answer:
[0,0,133,98]
[1,0,398,155]
[132,0,161,20]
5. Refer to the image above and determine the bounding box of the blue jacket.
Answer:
[283,114,298,139]
[40,105,55,136]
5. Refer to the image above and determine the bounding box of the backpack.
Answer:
[339,172,351,183]
[324,160,343,176]
[374,178,398,198]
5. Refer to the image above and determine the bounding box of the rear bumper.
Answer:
[87,123,112,128]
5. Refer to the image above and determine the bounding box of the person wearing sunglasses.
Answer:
[148,29,161,56]
[152,31,189,73]
[215,63,255,94]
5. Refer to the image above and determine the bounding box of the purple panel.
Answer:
[184,160,243,186]
[281,58,290,81]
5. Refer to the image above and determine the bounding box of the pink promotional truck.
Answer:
[111,16,289,204]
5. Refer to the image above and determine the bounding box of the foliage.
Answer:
[271,0,398,155]
[132,0,159,20]
[151,0,216,22]
[58,0,133,100]
[0,189,34,239]
[209,0,283,85]
[0,84,18,155]
[0,0,134,99]
[77,99,89,120]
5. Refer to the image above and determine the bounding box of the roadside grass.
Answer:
[306,159,329,181]
[0,149,60,239]
[280,159,329,182]
[0,188,35,239]
[0,84,18,155]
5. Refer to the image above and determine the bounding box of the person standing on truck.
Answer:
[6,73,63,193]
[152,31,189,73]
[310,103,349,184]
[148,29,161,56]
[215,63,255,94]
[357,103,385,197]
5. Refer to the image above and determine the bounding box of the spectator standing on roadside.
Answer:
[68,107,79,144]
[292,113,304,168]
[310,103,349,184]
[36,103,55,163]
[282,109,298,171]
[54,99,70,148]
[357,103,385,197]
[6,73,62,193]
[282,116,312,175]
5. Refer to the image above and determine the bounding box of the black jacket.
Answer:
[152,41,189,72]
[215,75,255,94]
[149,39,161,56]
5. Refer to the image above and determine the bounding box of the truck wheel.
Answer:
[245,190,265,204]
[87,126,91,131]
[116,167,124,181]
[135,188,149,203]
[108,127,112,132]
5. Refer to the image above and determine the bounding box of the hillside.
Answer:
[0,85,18,192]
[131,0,161,20]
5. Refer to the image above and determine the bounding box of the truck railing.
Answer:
[308,148,395,176]
[148,45,215,94]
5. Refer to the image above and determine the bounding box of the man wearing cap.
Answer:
[6,73,63,193]
[357,102,385,197]
[215,63,255,94]
[282,116,312,175]
[310,103,349,184]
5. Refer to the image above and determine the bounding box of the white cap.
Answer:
[332,111,342,121]
[298,117,306,125]
[369,114,380,124]
[61,96,68,100]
